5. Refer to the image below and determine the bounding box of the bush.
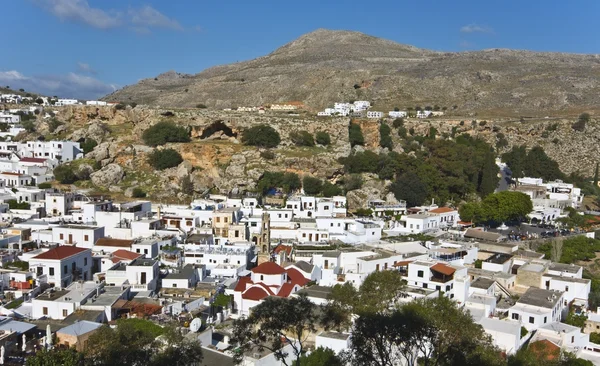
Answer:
[7,200,30,210]
[242,124,280,148]
[572,113,590,132]
[392,118,404,129]
[48,118,63,133]
[342,174,363,191]
[302,176,323,195]
[147,149,183,170]
[349,123,364,147]
[257,171,300,194]
[479,120,487,126]
[180,175,194,195]
[114,103,126,110]
[315,131,331,145]
[260,150,276,160]
[54,165,77,184]
[354,208,373,217]
[196,103,207,109]
[22,120,35,132]
[129,102,137,108]
[322,182,343,197]
[379,123,393,149]
[81,138,97,154]
[142,121,190,147]
[37,182,52,189]
[290,130,315,147]
[131,188,147,198]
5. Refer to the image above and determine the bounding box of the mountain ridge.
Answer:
[103,29,600,115]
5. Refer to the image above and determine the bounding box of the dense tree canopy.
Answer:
[142,121,190,147]
[290,130,315,146]
[147,148,183,170]
[459,191,533,224]
[315,131,331,145]
[242,124,281,148]
[303,176,323,195]
[257,171,301,194]
[379,123,393,149]
[502,145,564,181]
[349,122,364,147]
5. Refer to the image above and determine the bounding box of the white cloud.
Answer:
[460,24,494,34]
[38,0,122,29]
[0,70,117,100]
[34,1,186,33]
[77,62,96,75]
[129,5,183,31]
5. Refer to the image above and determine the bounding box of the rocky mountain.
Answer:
[104,29,600,115]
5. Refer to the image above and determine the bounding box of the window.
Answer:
[59,233,64,240]
[84,235,89,241]
[49,267,54,276]
[572,336,575,343]
[565,286,569,292]
[512,313,519,320]
[423,283,428,289]
[417,270,424,278]
[64,265,68,273]
[544,316,547,323]
[529,317,534,324]
[436,285,441,291]
[144,249,148,255]
[216,217,220,223]
[173,284,177,288]
[324,205,330,210]
[84,258,88,266]
[62,309,68,317]
[224,217,228,223]
[43,307,48,315]
[260,275,264,281]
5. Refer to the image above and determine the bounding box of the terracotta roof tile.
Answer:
[234,276,253,292]
[429,207,456,214]
[95,238,134,248]
[111,249,142,262]
[251,262,286,275]
[242,284,274,301]
[19,157,47,163]
[431,263,456,276]
[285,268,309,287]
[277,283,296,298]
[33,246,89,260]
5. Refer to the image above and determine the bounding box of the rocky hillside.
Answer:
[103,29,600,115]
[14,104,598,209]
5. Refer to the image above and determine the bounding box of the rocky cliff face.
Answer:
[103,29,600,115]
[22,105,597,207]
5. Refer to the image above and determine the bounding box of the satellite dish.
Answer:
[189,318,202,333]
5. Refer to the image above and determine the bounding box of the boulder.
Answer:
[90,163,125,187]
[176,160,193,179]
[75,163,95,181]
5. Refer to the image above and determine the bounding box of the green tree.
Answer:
[303,176,323,195]
[321,182,343,197]
[282,172,301,193]
[348,296,504,366]
[299,347,343,366]
[181,174,194,195]
[462,191,533,224]
[341,174,362,191]
[390,171,428,207]
[231,295,321,366]
[22,119,36,132]
[142,121,190,147]
[81,138,98,154]
[54,164,77,184]
[242,124,281,148]
[379,123,393,149]
[35,97,44,105]
[315,131,331,145]
[7,199,31,210]
[131,188,146,198]
[348,122,364,147]
[290,130,315,146]
[147,149,183,170]
[26,348,84,366]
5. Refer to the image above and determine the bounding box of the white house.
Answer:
[388,111,407,118]
[28,246,93,288]
[104,258,159,292]
[508,288,565,331]
[477,318,524,355]
[52,225,105,248]
[162,264,202,289]
[315,331,351,355]
[366,111,383,119]
[31,281,99,320]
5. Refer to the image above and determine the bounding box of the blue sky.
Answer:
[2,0,599,99]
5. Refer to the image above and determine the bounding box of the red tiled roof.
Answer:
[277,283,297,298]
[252,261,286,275]
[95,238,134,247]
[111,249,142,262]
[392,260,412,267]
[285,268,309,287]
[19,157,46,163]
[1,172,21,176]
[234,276,253,292]
[431,263,456,276]
[33,246,88,260]
[273,245,292,256]
[242,284,273,301]
[457,221,473,226]
[429,207,456,214]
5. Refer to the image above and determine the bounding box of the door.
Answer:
[68,234,73,244]
[140,272,147,285]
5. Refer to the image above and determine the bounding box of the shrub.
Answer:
[315,131,331,145]
[81,138,97,154]
[342,174,363,191]
[37,182,52,189]
[48,118,63,133]
[479,120,487,126]
[322,182,343,197]
[161,111,175,117]
[349,123,364,147]
[459,121,465,126]
[392,118,404,129]
[131,188,147,198]
[142,121,190,147]
[260,150,276,160]
[242,124,280,148]
[54,165,77,184]
[129,102,137,108]
[282,173,301,193]
[541,131,550,138]
[354,208,373,217]
[302,176,323,195]
[572,113,590,132]
[22,120,35,132]
[290,130,315,146]
[114,103,126,110]
[196,104,207,109]
[379,123,393,149]
[147,149,183,170]
[7,200,30,210]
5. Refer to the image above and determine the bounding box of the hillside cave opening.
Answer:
[199,120,237,139]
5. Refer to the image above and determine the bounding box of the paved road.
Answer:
[495,165,512,192]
